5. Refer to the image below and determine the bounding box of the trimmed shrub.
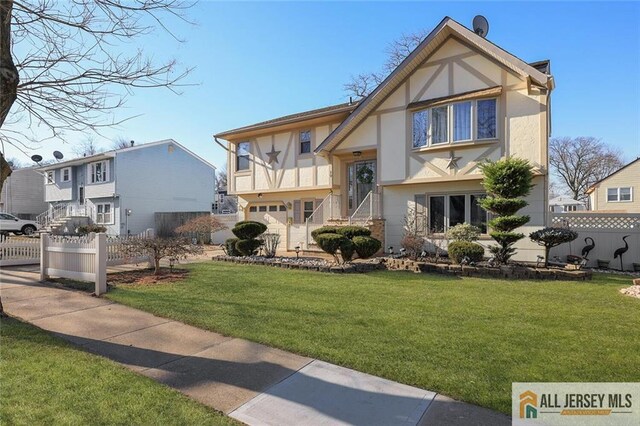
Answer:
[311,226,341,239]
[446,223,481,242]
[77,224,107,235]
[490,231,525,246]
[448,241,485,264]
[335,226,371,239]
[479,157,534,199]
[352,236,382,259]
[314,233,346,263]
[530,227,578,268]
[225,238,241,256]
[339,239,355,263]
[479,197,528,216]
[232,221,267,240]
[236,239,261,256]
[488,215,531,232]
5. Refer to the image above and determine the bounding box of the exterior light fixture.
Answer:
[294,246,300,258]
[353,151,362,157]
[258,193,263,198]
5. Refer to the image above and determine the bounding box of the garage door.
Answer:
[247,204,288,249]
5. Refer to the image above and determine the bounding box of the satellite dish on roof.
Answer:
[31,154,43,163]
[53,151,64,161]
[472,15,489,38]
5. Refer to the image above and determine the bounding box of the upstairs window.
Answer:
[476,99,497,139]
[300,130,311,154]
[45,171,55,184]
[607,187,632,202]
[236,142,250,171]
[89,161,108,183]
[62,168,71,182]
[412,98,498,148]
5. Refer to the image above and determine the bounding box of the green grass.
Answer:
[105,263,640,414]
[0,317,235,425]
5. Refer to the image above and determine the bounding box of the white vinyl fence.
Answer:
[0,235,40,266]
[549,212,640,271]
[40,230,152,295]
[211,213,239,244]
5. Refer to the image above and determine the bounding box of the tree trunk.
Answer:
[544,246,551,269]
[0,0,18,200]
[154,258,161,275]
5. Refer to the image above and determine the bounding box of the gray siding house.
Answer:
[0,167,48,219]
[39,139,215,235]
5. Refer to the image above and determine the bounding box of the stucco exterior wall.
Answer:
[589,161,640,212]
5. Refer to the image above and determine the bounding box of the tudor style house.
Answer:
[38,139,215,235]
[215,17,554,261]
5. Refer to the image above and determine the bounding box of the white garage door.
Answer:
[247,204,288,248]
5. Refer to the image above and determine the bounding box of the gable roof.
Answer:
[315,16,552,154]
[215,102,358,139]
[586,157,640,194]
[549,196,585,206]
[38,139,215,171]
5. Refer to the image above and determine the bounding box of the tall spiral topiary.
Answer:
[231,221,267,256]
[479,158,534,264]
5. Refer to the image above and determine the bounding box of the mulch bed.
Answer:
[107,268,189,286]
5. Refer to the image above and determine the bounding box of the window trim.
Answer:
[45,171,55,185]
[61,167,71,183]
[607,187,633,203]
[302,199,315,222]
[298,129,313,156]
[95,202,114,225]
[235,141,251,174]
[426,193,489,235]
[411,97,499,150]
[88,160,109,184]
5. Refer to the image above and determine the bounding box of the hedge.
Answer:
[448,241,485,264]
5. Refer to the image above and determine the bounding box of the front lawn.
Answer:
[0,317,234,425]
[105,262,640,414]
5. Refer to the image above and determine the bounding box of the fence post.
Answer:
[94,233,107,295]
[40,233,49,282]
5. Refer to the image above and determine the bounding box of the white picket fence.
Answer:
[40,230,153,295]
[0,235,40,266]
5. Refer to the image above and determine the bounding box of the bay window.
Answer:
[411,97,498,148]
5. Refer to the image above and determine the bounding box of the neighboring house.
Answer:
[548,196,586,213]
[212,185,237,214]
[0,167,48,219]
[586,158,640,212]
[39,139,215,235]
[215,17,554,262]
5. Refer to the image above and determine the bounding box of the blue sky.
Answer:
[8,1,640,169]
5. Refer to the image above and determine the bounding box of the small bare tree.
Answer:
[72,137,103,157]
[175,215,226,244]
[112,136,133,150]
[123,237,203,275]
[549,137,624,201]
[344,30,428,99]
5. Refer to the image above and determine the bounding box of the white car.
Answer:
[0,213,40,235]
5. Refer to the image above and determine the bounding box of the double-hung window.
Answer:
[236,142,250,171]
[61,168,71,182]
[96,203,112,224]
[607,187,632,202]
[299,130,311,154]
[412,98,497,148]
[427,193,487,234]
[303,201,315,221]
[89,161,108,183]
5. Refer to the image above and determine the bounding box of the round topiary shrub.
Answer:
[352,236,382,259]
[336,226,371,239]
[448,241,485,264]
[225,238,241,256]
[232,221,267,240]
[235,238,262,256]
[314,233,347,262]
[311,226,341,240]
[339,239,355,263]
[529,227,578,268]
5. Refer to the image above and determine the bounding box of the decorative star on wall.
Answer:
[446,151,462,169]
[266,146,281,164]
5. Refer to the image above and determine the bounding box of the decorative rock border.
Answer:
[213,255,592,280]
[384,258,592,281]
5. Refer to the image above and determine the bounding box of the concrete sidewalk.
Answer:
[0,266,510,426]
